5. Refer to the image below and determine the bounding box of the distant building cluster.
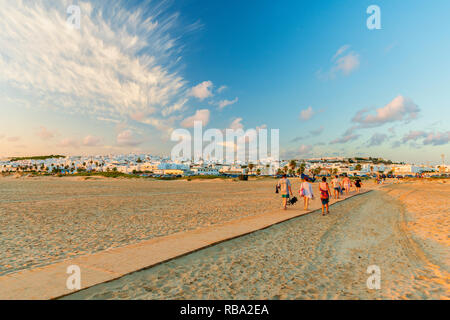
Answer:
[0,154,278,177]
[0,154,448,178]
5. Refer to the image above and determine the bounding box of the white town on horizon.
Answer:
[1,153,449,178]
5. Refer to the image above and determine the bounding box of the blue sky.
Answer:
[0,0,449,164]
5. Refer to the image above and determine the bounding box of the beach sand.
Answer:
[1,176,336,275]
[1,176,448,299]
[61,179,449,300]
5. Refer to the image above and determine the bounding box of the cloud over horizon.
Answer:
[299,106,315,121]
[402,131,427,143]
[367,133,388,147]
[180,109,210,128]
[218,97,239,110]
[282,144,313,159]
[36,127,55,141]
[229,118,244,131]
[116,130,142,147]
[352,96,420,127]
[332,48,360,76]
[82,135,102,147]
[423,131,450,146]
[317,45,360,79]
[57,138,79,149]
[0,0,190,132]
[189,81,213,100]
[330,133,360,145]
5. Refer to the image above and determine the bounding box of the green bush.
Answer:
[73,172,140,179]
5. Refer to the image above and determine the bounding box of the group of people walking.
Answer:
[276,174,362,216]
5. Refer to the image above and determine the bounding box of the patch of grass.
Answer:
[184,175,229,180]
[154,175,232,181]
[349,176,371,181]
[427,176,450,180]
[73,172,141,179]
[10,155,65,161]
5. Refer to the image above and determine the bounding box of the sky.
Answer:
[0,0,449,164]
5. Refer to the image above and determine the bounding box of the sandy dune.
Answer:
[63,180,449,300]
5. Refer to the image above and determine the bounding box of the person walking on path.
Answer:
[342,175,352,195]
[331,175,341,199]
[299,177,314,210]
[319,177,331,216]
[277,174,293,210]
[355,178,362,193]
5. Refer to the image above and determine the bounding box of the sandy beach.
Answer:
[1,175,361,276]
[61,179,448,300]
[1,176,448,299]
[0,176,283,275]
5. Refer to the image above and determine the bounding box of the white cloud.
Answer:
[189,81,213,100]
[142,117,175,135]
[332,45,350,60]
[300,106,314,121]
[402,130,427,143]
[298,144,313,155]
[393,130,449,147]
[282,144,313,159]
[97,117,121,124]
[130,112,148,122]
[318,45,360,79]
[310,126,324,135]
[291,126,324,143]
[0,1,186,126]
[330,133,360,144]
[218,97,238,110]
[217,85,227,93]
[367,133,388,147]
[256,124,267,131]
[388,126,396,137]
[229,118,244,130]
[423,131,450,146]
[291,136,304,143]
[82,135,102,147]
[352,96,420,127]
[36,126,55,140]
[180,109,210,128]
[161,99,188,117]
[333,52,360,75]
[57,138,79,148]
[116,130,142,146]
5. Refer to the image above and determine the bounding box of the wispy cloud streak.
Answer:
[0,0,188,127]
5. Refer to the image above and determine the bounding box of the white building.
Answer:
[392,164,423,175]
[191,166,220,175]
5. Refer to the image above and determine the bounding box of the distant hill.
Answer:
[9,155,65,162]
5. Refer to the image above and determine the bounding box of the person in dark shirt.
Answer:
[355,178,362,193]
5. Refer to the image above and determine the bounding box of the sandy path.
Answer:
[63,187,449,300]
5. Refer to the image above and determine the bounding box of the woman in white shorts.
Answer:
[299,177,314,210]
